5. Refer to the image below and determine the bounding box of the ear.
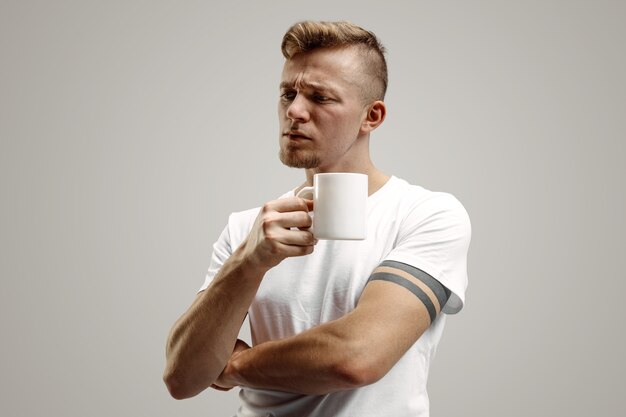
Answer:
[360,100,386,135]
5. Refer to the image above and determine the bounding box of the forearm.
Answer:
[218,283,426,396]
[164,197,316,399]
[163,247,267,399]
[223,318,377,395]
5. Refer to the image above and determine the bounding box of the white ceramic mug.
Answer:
[296,173,368,240]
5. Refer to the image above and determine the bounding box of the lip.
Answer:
[283,130,311,140]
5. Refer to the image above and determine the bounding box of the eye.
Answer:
[313,94,330,103]
[280,90,296,101]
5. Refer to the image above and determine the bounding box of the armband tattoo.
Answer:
[367,260,451,323]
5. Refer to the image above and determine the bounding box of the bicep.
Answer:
[345,261,450,374]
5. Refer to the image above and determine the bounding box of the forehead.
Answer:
[280,47,364,92]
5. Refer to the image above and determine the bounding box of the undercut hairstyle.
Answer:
[281,20,388,102]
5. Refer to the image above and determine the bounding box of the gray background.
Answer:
[1,0,624,416]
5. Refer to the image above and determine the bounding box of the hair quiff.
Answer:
[281,20,388,101]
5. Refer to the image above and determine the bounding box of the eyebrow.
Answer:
[279,80,338,95]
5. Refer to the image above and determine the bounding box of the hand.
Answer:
[211,339,251,391]
[238,197,317,270]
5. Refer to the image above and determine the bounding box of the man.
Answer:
[164,21,471,417]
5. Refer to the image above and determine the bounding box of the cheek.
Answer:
[321,110,352,130]
[331,115,363,137]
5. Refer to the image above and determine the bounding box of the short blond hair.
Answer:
[281,21,388,101]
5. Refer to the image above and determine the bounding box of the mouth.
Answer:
[283,131,311,140]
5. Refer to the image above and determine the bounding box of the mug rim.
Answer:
[313,172,367,178]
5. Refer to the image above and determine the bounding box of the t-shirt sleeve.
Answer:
[198,222,232,293]
[197,207,261,293]
[384,193,471,314]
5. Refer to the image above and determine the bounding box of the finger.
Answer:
[260,212,311,236]
[271,211,312,229]
[279,229,317,246]
[271,240,316,257]
[265,226,316,247]
[211,384,233,392]
[263,197,310,214]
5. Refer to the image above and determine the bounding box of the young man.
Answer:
[164,21,471,417]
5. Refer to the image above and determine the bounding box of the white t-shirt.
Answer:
[200,176,471,417]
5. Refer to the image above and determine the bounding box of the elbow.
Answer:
[163,367,204,400]
[331,354,386,390]
[163,370,190,400]
[163,344,226,399]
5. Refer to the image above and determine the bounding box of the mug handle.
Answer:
[296,186,314,200]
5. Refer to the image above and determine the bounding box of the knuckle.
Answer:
[268,244,282,256]
[264,230,279,242]
[261,202,274,213]
[299,199,309,211]
[302,232,314,244]
[261,215,278,231]
[291,197,305,210]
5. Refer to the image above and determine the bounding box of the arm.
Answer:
[214,261,449,395]
[163,197,315,399]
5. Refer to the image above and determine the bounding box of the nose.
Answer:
[285,94,310,122]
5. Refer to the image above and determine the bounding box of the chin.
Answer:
[278,149,320,169]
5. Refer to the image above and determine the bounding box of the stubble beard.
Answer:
[278,146,321,169]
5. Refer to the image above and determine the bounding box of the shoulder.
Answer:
[383,178,471,314]
[386,177,470,227]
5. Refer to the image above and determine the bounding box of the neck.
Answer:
[298,164,390,197]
